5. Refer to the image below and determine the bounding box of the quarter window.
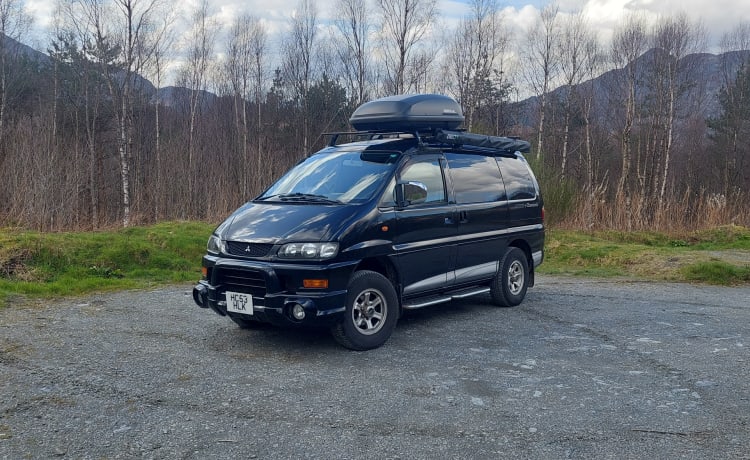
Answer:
[497,157,537,201]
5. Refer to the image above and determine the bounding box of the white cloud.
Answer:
[20,0,750,85]
[25,0,750,50]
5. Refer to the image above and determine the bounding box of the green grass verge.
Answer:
[1,222,748,307]
[540,225,750,285]
[0,221,214,306]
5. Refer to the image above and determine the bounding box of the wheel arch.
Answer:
[507,238,535,287]
[354,256,401,304]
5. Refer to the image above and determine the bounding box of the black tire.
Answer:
[490,247,529,307]
[331,270,399,351]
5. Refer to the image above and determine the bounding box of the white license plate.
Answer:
[225,291,254,315]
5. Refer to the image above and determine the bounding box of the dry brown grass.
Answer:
[560,189,748,233]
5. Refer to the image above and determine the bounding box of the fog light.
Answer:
[292,303,306,320]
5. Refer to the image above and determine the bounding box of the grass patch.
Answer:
[0,221,213,306]
[540,226,750,285]
[682,261,750,285]
[1,222,748,307]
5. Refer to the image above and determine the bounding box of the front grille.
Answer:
[213,266,267,297]
[226,241,273,258]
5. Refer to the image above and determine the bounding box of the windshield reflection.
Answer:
[259,151,398,204]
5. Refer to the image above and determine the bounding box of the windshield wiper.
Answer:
[276,193,341,204]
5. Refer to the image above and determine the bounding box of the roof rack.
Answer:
[325,128,530,155]
[323,130,420,147]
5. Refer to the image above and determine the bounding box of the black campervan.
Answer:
[193,94,545,350]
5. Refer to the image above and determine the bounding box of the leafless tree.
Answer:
[610,13,647,225]
[0,0,31,146]
[282,0,319,155]
[225,14,268,196]
[556,12,595,179]
[522,3,560,160]
[447,0,509,131]
[580,32,602,196]
[376,0,437,95]
[647,13,706,216]
[333,0,372,106]
[180,0,217,200]
[142,11,176,219]
[716,21,750,196]
[63,0,169,226]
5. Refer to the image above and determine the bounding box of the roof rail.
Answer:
[323,130,421,147]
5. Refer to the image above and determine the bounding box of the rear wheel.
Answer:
[490,247,529,307]
[331,270,399,350]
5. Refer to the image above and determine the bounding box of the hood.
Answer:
[218,202,358,243]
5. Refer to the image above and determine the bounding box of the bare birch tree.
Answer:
[225,14,267,196]
[141,11,175,219]
[334,0,371,107]
[557,12,595,179]
[179,0,217,209]
[282,0,318,155]
[522,3,560,161]
[647,13,706,216]
[610,13,647,227]
[64,0,168,226]
[447,0,509,131]
[376,0,437,95]
[580,32,602,202]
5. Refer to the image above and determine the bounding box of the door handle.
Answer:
[444,217,455,225]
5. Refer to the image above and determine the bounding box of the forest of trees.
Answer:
[0,0,748,231]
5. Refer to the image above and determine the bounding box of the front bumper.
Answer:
[193,256,357,328]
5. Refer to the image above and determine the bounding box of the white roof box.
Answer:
[349,94,464,132]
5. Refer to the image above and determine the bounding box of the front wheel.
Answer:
[490,247,530,307]
[331,270,399,350]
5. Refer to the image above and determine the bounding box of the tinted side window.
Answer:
[399,159,446,204]
[497,157,537,201]
[446,153,506,204]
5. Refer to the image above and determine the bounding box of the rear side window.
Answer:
[497,156,537,201]
[446,153,506,204]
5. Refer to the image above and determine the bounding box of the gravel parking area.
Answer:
[1,276,748,459]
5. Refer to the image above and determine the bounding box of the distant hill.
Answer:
[512,49,750,128]
[4,33,750,124]
[1,33,49,63]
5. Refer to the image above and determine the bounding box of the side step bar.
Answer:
[402,287,490,310]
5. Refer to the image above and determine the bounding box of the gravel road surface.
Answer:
[1,276,749,459]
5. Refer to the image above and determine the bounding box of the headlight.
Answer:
[207,234,223,254]
[278,242,338,260]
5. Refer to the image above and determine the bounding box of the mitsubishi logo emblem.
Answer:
[245,245,252,252]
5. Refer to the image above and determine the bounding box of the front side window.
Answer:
[399,159,447,204]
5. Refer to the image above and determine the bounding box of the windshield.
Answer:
[258,150,400,204]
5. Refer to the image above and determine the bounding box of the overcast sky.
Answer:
[23,0,750,49]
[20,0,750,91]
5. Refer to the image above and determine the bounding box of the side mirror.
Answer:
[396,181,428,207]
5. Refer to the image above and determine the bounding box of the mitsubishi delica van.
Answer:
[193,94,544,350]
